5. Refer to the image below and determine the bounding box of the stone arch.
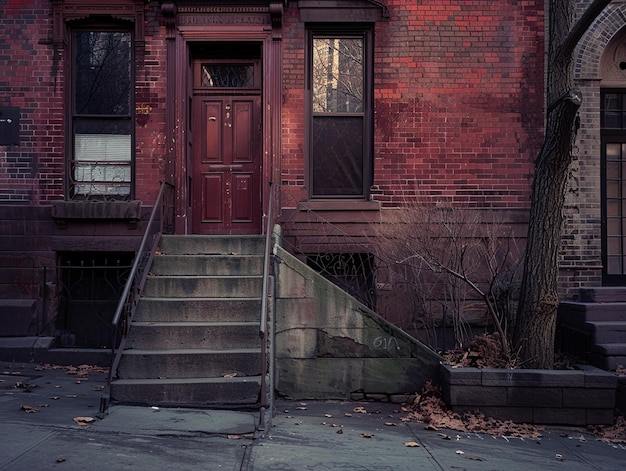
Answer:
[575,4,626,81]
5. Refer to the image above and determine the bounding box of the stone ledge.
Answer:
[51,200,142,220]
[441,364,617,425]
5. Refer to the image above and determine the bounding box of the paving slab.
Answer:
[96,405,258,436]
[0,424,248,471]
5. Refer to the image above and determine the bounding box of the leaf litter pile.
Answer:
[401,381,544,439]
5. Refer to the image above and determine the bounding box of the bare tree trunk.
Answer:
[514,0,612,369]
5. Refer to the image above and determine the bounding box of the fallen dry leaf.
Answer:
[336,429,343,434]
[404,441,420,447]
[360,433,374,438]
[384,422,397,427]
[353,406,367,414]
[324,413,333,418]
[227,433,254,439]
[20,405,38,413]
[73,416,95,427]
[56,457,66,463]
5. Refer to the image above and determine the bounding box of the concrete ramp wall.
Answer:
[273,245,441,400]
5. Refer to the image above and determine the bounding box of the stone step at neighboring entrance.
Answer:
[585,321,626,344]
[110,235,266,408]
[559,287,626,371]
[580,287,626,303]
[591,343,626,371]
[559,302,626,326]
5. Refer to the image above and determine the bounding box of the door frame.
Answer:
[168,11,282,235]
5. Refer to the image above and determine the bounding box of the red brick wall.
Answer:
[0,0,63,204]
[280,0,545,209]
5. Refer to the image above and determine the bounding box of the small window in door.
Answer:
[200,64,255,88]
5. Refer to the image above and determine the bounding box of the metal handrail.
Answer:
[258,182,275,422]
[107,181,175,388]
[260,182,275,339]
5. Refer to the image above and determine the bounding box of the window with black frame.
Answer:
[308,26,373,199]
[601,90,626,283]
[70,28,133,200]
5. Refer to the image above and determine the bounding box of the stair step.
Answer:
[143,276,263,298]
[591,343,626,356]
[159,235,264,256]
[559,302,626,327]
[579,287,626,303]
[151,254,263,276]
[585,321,626,343]
[117,348,262,379]
[128,322,260,349]
[135,298,262,322]
[110,376,262,406]
[590,343,626,370]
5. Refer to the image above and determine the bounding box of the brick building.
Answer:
[0,0,618,369]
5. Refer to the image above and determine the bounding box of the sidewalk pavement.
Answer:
[0,361,625,470]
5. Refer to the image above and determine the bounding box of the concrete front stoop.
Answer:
[110,235,266,408]
[559,287,626,371]
[558,286,626,414]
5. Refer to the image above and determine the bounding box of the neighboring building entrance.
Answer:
[191,57,262,234]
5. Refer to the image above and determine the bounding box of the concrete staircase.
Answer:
[558,287,626,370]
[110,235,266,408]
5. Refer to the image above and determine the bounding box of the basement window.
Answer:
[306,253,376,309]
[56,252,133,348]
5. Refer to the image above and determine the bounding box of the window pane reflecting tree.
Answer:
[75,32,131,115]
[312,38,363,113]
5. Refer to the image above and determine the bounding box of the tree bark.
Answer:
[513,0,612,369]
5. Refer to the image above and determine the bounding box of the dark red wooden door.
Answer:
[192,96,261,234]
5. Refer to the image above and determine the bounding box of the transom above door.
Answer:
[191,56,262,235]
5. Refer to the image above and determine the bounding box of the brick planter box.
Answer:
[441,364,617,425]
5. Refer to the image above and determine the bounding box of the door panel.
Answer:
[201,173,224,222]
[192,95,261,234]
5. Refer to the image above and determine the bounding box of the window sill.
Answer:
[297,200,380,212]
[51,200,142,220]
